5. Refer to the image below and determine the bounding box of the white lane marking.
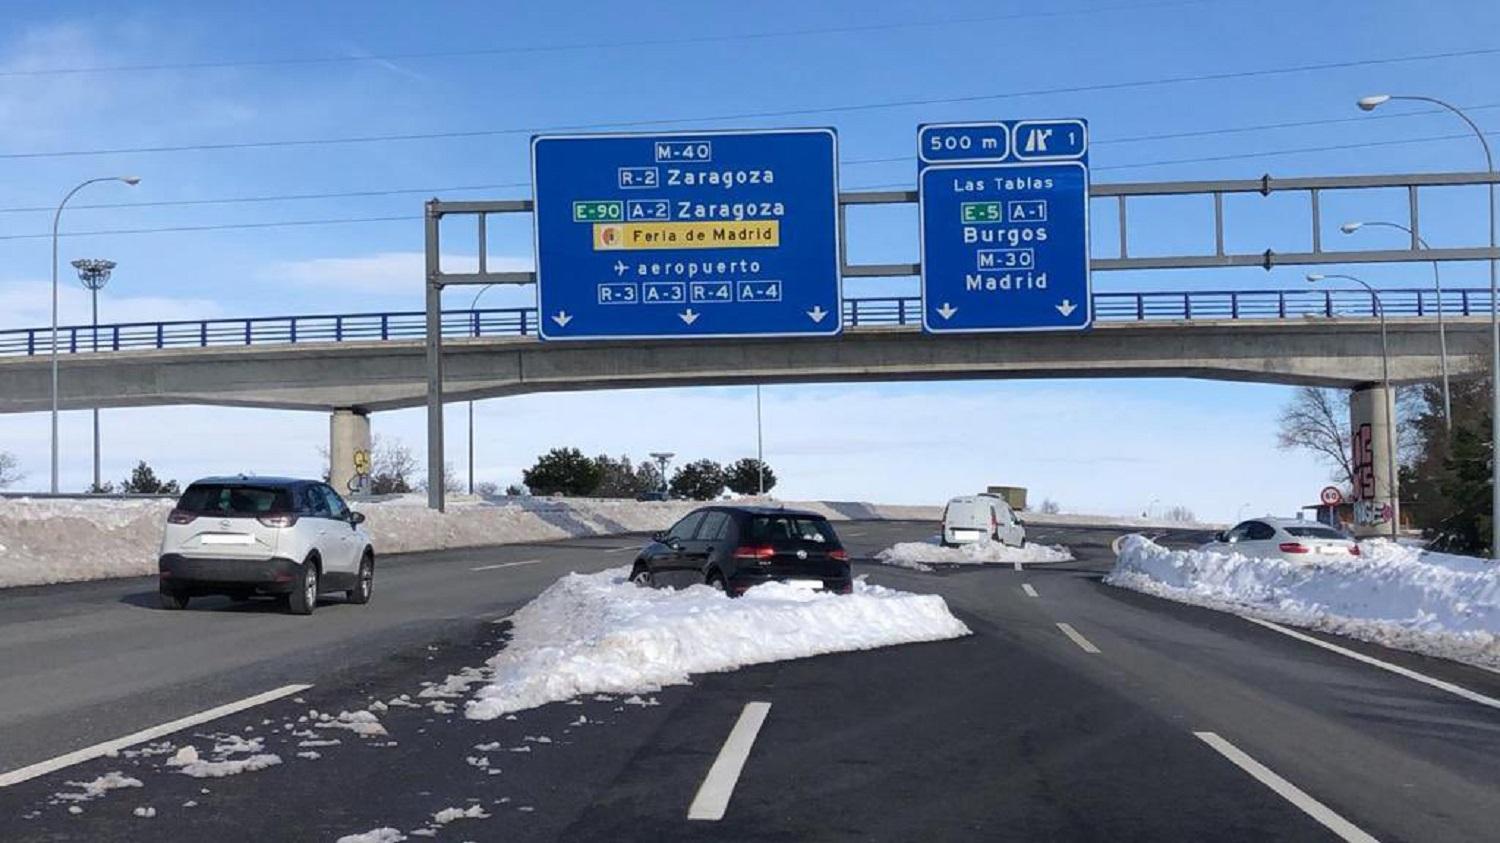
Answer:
[1194,731,1380,843]
[0,683,312,788]
[604,546,638,554]
[470,559,542,572]
[490,613,515,625]
[1022,583,1039,598]
[1056,622,1101,654]
[687,701,772,821]
[1012,561,1023,571]
[1244,616,1500,711]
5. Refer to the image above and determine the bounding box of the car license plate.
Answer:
[201,533,254,545]
[951,529,980,541]
[786,579,823,591]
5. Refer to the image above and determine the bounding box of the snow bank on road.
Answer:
[1106,535,1500,670]
[466,569,971,718]
[875,540,1073,571]
[0,498,175,588]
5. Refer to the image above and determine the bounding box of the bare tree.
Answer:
[1277,387,1356,489]
[1162,505,1196,523]
[1039,498,1061,514]
[0,452,22,489]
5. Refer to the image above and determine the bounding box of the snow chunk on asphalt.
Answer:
[316,710,389,737]
[433,804,490,824]
[466,567,970,719]
[336,828,406,843]
[56,771,143,802]
[132,806,156,818]
[1107,534,1500,669]
[165,739,281,779]
[876,539,1073,570]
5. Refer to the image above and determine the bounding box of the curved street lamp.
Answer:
[51,176,140,493]
[1357,93,1495,554]
[1308,273,1398,540]
[1340,220,1450,430]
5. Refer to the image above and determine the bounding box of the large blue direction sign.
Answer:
[531,129,841,341]
[918,119,1090,333]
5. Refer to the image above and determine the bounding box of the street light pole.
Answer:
[1340,221,1450,431]
[1309,273,1398,541]
[755,385,764,495]
[50,176,139,494]
[1358,94,1495,554]
[71,258,116,492]
[466,283,497,496]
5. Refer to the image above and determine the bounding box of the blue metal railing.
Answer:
[0,288,1487,358]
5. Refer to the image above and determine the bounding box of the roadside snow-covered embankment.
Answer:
[875,540,1073,571]
[466,569,971,718]
[1106,535,1500,670]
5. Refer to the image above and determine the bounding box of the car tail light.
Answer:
[732,544,776,561]
[1348,544,1361,556]
[1278,542,1310,554]
[829,548,849,561]
[167,510,196,525]
[257,513,299,528]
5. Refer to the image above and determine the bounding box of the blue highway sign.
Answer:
[531,129,841,341]
[918,119,1091,333]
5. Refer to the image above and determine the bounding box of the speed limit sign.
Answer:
[1319,486,1343,506]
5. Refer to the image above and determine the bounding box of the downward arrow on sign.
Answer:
[551,311,573,327]
[935,303,958,320]
[1055,299,1077,317]
[679,309,700,325]
[806,305,828,323]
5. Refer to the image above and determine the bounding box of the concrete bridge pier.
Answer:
[330,408,371,498]
[1348,385,1399,538]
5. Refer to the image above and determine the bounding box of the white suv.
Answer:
[158,477,374,615]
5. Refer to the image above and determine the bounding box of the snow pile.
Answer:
[466,568,970,719]
[0,498,174,587]
[1107,534,1500,669]
[876,539,1073,570]
[165,739,282,779]
[54,771,143,803]
[337,829,406,843]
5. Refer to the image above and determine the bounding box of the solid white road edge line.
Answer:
[1056,622,1101,654]
[1022,583,1039,598]
[604,546,638,554]
[470,559,542,572]
[1243,616,1500,711]
[687,701,772,822]
[1193,731,1380,843]
[0,683,313,788]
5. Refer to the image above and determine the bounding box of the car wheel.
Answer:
[159,587,189,611]
[629,563,654,588]
[287,559,319,615]
[706,570,728,595]
[347,553,374,605]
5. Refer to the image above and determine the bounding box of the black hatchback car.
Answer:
[630,506,852,595]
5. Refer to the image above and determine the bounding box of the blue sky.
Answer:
[0,0,1496,518]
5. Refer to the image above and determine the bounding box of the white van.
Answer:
[941,495,1025,548]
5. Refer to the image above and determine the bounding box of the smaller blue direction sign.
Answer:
[919,119,1091,333]
[531,128,841,341]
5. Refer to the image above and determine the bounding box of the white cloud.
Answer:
[0,279,225,330]
[263,251,533,298]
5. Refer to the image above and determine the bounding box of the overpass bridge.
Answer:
[0,287,1480,415]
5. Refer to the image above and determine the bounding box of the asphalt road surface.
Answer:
[1,519,1497,841]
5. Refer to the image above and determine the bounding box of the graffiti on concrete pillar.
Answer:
[1349,422,1389,525]
[348,448,372,495]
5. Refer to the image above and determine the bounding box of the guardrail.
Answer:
[0,287,1485,357]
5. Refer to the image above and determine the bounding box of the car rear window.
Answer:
[1284,525,1347,540]
[177,484,292,515]
[747,516,837,545]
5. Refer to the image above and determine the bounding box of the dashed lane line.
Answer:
[1244,616,1500,711]
[0,683,313,788]
[687,701,772,821]
[1056,622,1101,654]
[470,559,542,572]
[1194,731,1380,843]
[1022,583,1039,598]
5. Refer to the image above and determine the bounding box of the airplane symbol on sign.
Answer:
[1023,128,1053,153]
